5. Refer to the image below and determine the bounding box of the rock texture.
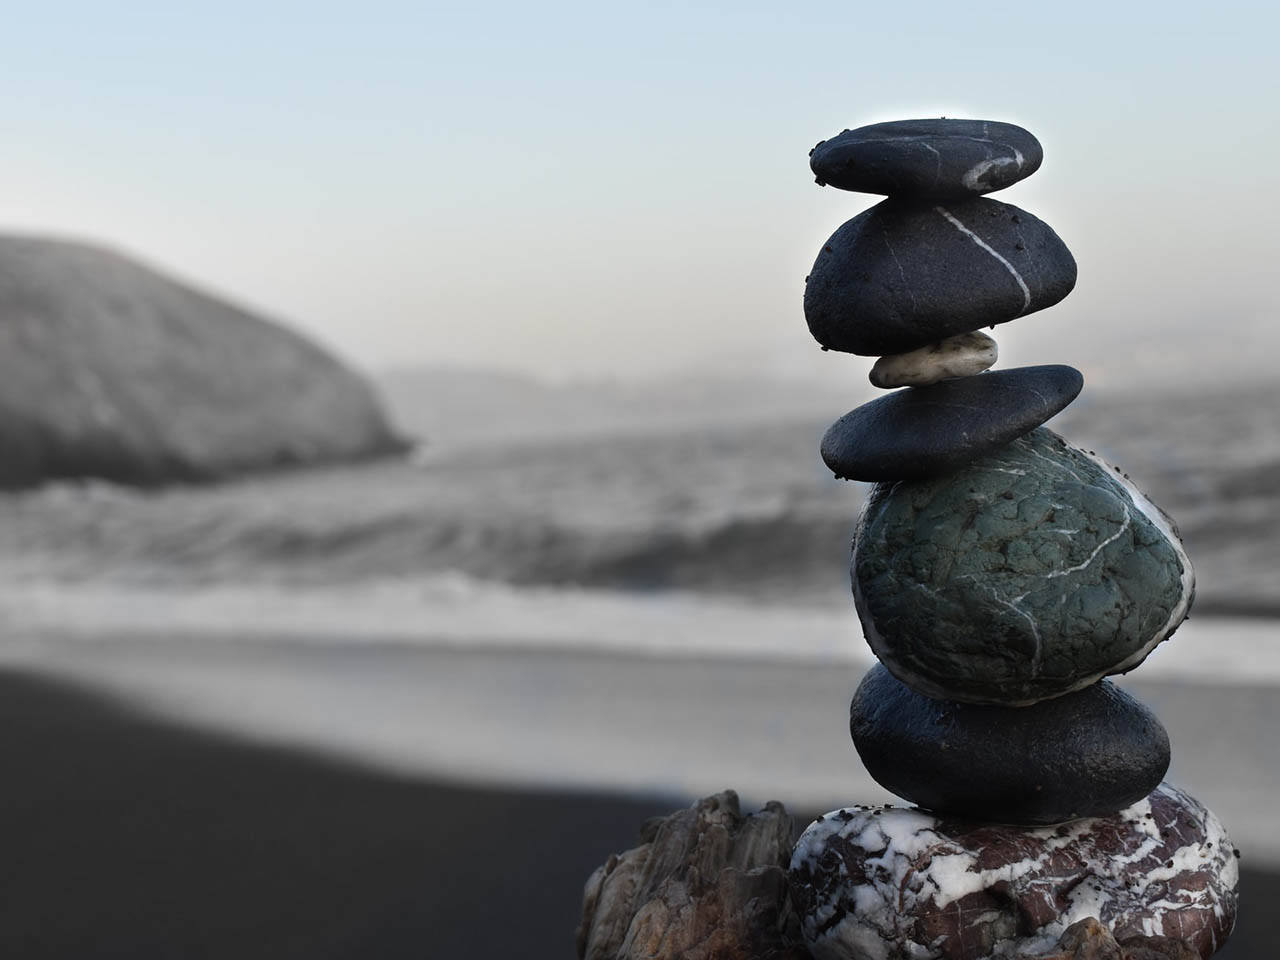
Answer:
[789,783,1238,960]
[852,428,1195,704]
[576,796,1217,960]
[1027,918,1200,960]
[850,666,1170,825]
[577,791,809,960]
[0,236,406,488]
[804,197,1076,356]
[821,365,1082,482]
[809,119,1043,198]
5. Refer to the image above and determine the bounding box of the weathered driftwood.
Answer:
[576,791,809,960]
[578,794,1209,960]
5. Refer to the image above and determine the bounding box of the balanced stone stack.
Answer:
[787,120,1239,959]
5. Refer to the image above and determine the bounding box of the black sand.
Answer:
[0,669,1268,958]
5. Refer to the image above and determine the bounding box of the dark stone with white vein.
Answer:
[789,783,1238,960]
[804,196,1076,356]
[810,119,1043,198]
[849,665,1169,825]
[821,364,1082,482]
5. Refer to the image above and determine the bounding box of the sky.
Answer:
[0,1,1276,388]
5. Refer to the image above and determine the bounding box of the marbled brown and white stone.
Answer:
[809,119,1043,198]
[1023,917,1202,960]
[789,783,1238,960]
[804,196,1076,356]
[850,666,1169,825]
[853,428,1195,704]
[869,331,997,388]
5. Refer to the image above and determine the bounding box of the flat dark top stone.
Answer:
[821,364,1083,482]
[804,196,1077,356]
[810,119,1043,198]
[850,665,1170,825]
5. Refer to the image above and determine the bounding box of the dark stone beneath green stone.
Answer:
[821,365,1082,482]
[850,665,1170,825]
[804,196,1076,356]
[809,119,1043,198]
[852,428,1194,705]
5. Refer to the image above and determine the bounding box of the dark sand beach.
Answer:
[8,631,1277,856]
[0,669,682,958]
[0,668,1271,958]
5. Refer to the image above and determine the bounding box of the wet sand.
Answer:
[5,631,1277,861]
[0,669,683,957]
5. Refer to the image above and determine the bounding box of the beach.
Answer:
[0,669,676,958]
[0,647,1272,958]
[4,614,1278,841]
[0,395,1273,956]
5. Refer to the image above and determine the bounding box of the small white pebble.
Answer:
[869,330,998,388]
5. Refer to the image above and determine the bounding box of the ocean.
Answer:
[0,378,1277,865]
[0,377,1275,640]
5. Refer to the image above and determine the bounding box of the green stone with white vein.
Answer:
[852,428,1194,705]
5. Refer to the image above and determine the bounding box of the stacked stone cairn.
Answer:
[786,120,1240,959]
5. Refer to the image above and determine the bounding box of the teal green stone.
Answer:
[852,428,1194,705]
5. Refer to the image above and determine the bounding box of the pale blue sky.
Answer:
[0,2,1276,386]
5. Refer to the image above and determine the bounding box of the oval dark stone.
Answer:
[853,428,1195,705]
[810,119,1043,198]
[850,665,1170,825]
[804,196,1077,356]
[821,365,1082,482]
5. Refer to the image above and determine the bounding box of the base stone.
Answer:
[789,783,1236,960]
[575,792,1227,960]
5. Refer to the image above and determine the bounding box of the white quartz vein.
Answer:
[850,135,1013,147]
[880,222,918,315]
[935,205,1032,312]
[960,149,1025,191]
[1075,445,1197,670]
[956,576,1043,673]
[919,141,943,186]
[1045,504,1130,579]
[1023,443,1085,483]
[1007,593,1043,675]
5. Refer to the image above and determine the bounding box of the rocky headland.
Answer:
[0,235,405,488]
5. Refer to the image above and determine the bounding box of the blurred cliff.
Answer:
[0,236,405,489]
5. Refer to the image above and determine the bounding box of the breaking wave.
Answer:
[0,405,1276,614]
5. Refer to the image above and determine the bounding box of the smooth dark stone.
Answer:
[804,197,1077,356]
[852,428,1195,705]
[821,365,1082,482]
[810,119,1043,198]
[849,665,1170,825]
